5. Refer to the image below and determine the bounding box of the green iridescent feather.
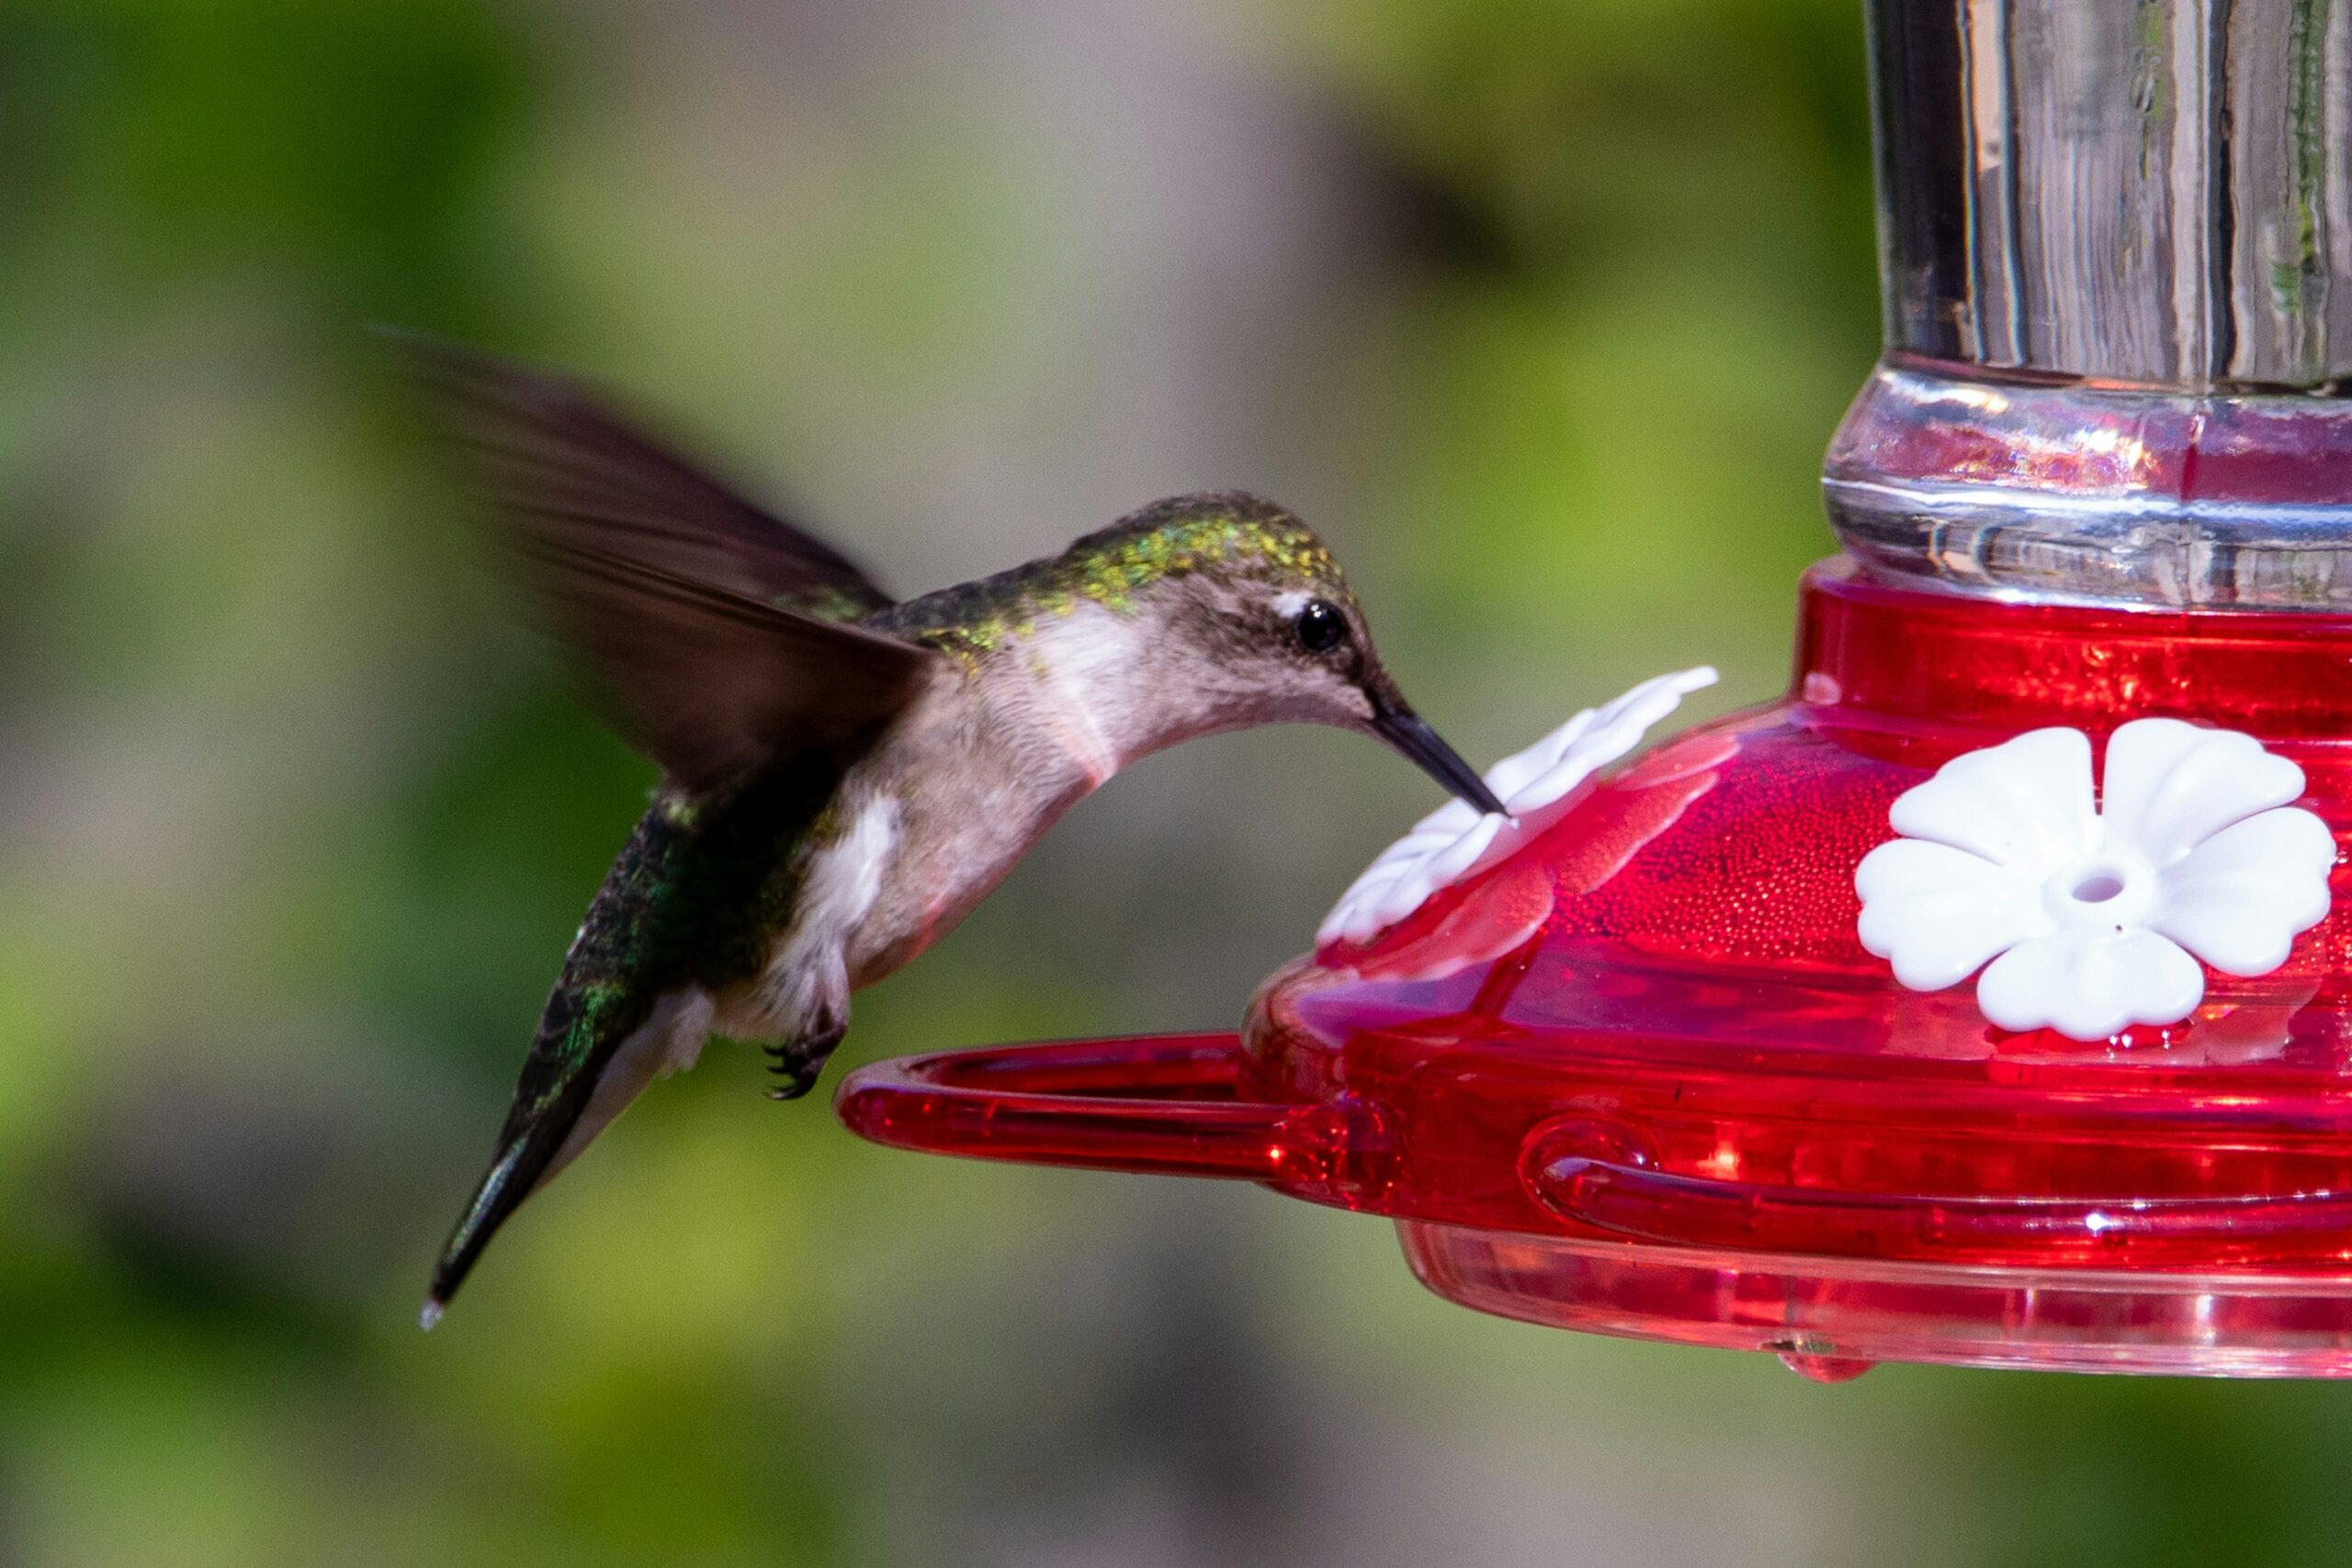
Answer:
[876,491,1351,664]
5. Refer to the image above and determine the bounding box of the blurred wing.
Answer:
[521,536,938,794]
[398,336,935,792]
[398,333,897,622]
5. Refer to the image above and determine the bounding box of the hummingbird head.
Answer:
[1063,492,1507,817]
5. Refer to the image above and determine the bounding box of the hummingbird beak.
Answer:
[1370,694,1508,817]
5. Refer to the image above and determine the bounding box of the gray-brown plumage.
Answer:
[405,342,1503,1324]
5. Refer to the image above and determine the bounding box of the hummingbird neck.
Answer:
[994,602,1240,785]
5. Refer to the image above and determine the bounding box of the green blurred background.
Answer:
[6,1,2352,1563]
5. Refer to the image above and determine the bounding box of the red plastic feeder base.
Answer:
[839,563,2352,1377]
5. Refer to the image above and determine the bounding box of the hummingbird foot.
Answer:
[763,1015,846,1101]
[764,1054,821,1100]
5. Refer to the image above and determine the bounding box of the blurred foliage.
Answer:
[5,1,2352,1565]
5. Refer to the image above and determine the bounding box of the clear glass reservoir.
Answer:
[1842,0,2352,605]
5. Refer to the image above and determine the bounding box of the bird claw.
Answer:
[763,1043,822,1100]
[761,1014,844,1103]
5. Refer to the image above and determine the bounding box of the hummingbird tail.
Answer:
[424,1111,569,1323]
[424,911,697,1325]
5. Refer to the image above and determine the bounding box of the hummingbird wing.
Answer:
[511,534,936,795]
[401,338,941,795]
[400,335,897,620]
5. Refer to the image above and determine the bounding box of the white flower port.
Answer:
[1855,720,2337,1042]
[1319,667,1719,949]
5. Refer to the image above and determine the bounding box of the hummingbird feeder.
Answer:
[837,0,2352,1377]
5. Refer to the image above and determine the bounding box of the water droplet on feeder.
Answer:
[1779,1351,1876,1382]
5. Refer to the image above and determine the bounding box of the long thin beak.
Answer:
[1372,699,1508,817]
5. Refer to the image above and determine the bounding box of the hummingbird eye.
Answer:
[1293,597,1348,655]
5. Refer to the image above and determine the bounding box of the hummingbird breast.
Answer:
[839,668,1103,984]
[709,653,1105,1042]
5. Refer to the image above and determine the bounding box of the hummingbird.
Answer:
[407,343,1505,1325]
